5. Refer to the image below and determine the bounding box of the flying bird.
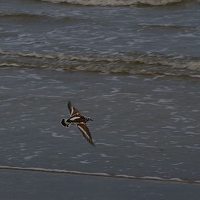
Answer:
[61,101,95,146]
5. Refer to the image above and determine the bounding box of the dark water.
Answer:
[0,0,200,199]
[0,0,200,77]
[1,67,200,181]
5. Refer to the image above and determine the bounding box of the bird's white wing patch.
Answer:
[70,116,80,121]
[68,101,80,116]
[70,107,74,116]
[77,125,90,139]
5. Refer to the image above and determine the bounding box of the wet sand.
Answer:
[1,169,200,200]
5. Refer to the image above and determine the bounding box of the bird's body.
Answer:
[61,101,94,146]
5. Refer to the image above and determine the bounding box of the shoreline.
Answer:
[1,169,200,200]
[0,165,199,185]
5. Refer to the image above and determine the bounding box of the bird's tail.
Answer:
[61,119,71,127]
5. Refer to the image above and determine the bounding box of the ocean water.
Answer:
[1,0,200,77]
[0,0,200,193]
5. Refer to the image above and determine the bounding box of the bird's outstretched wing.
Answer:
[68,101,80,117]
[77,123,95,146]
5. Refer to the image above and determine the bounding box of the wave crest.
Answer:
[1,50,200,78]
[42,0,184,6]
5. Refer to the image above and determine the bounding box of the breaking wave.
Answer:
[1,50,200,78]
[42,0,186,6]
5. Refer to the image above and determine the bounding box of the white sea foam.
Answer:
[0,86,10,89]
[51,132,69,138]
[185,145,200,150]
[80,160,90,164]
[171,162,183,166]
[1,50,200,78]
[158,98,173,104]
[42,0,183,6]
[162,126,177,129]
[0,165,199,184]
[100,153,116,158]
[24,155,35,160]
[24,151,41,160]
[96,142,117,147]
[71,153,90,159]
